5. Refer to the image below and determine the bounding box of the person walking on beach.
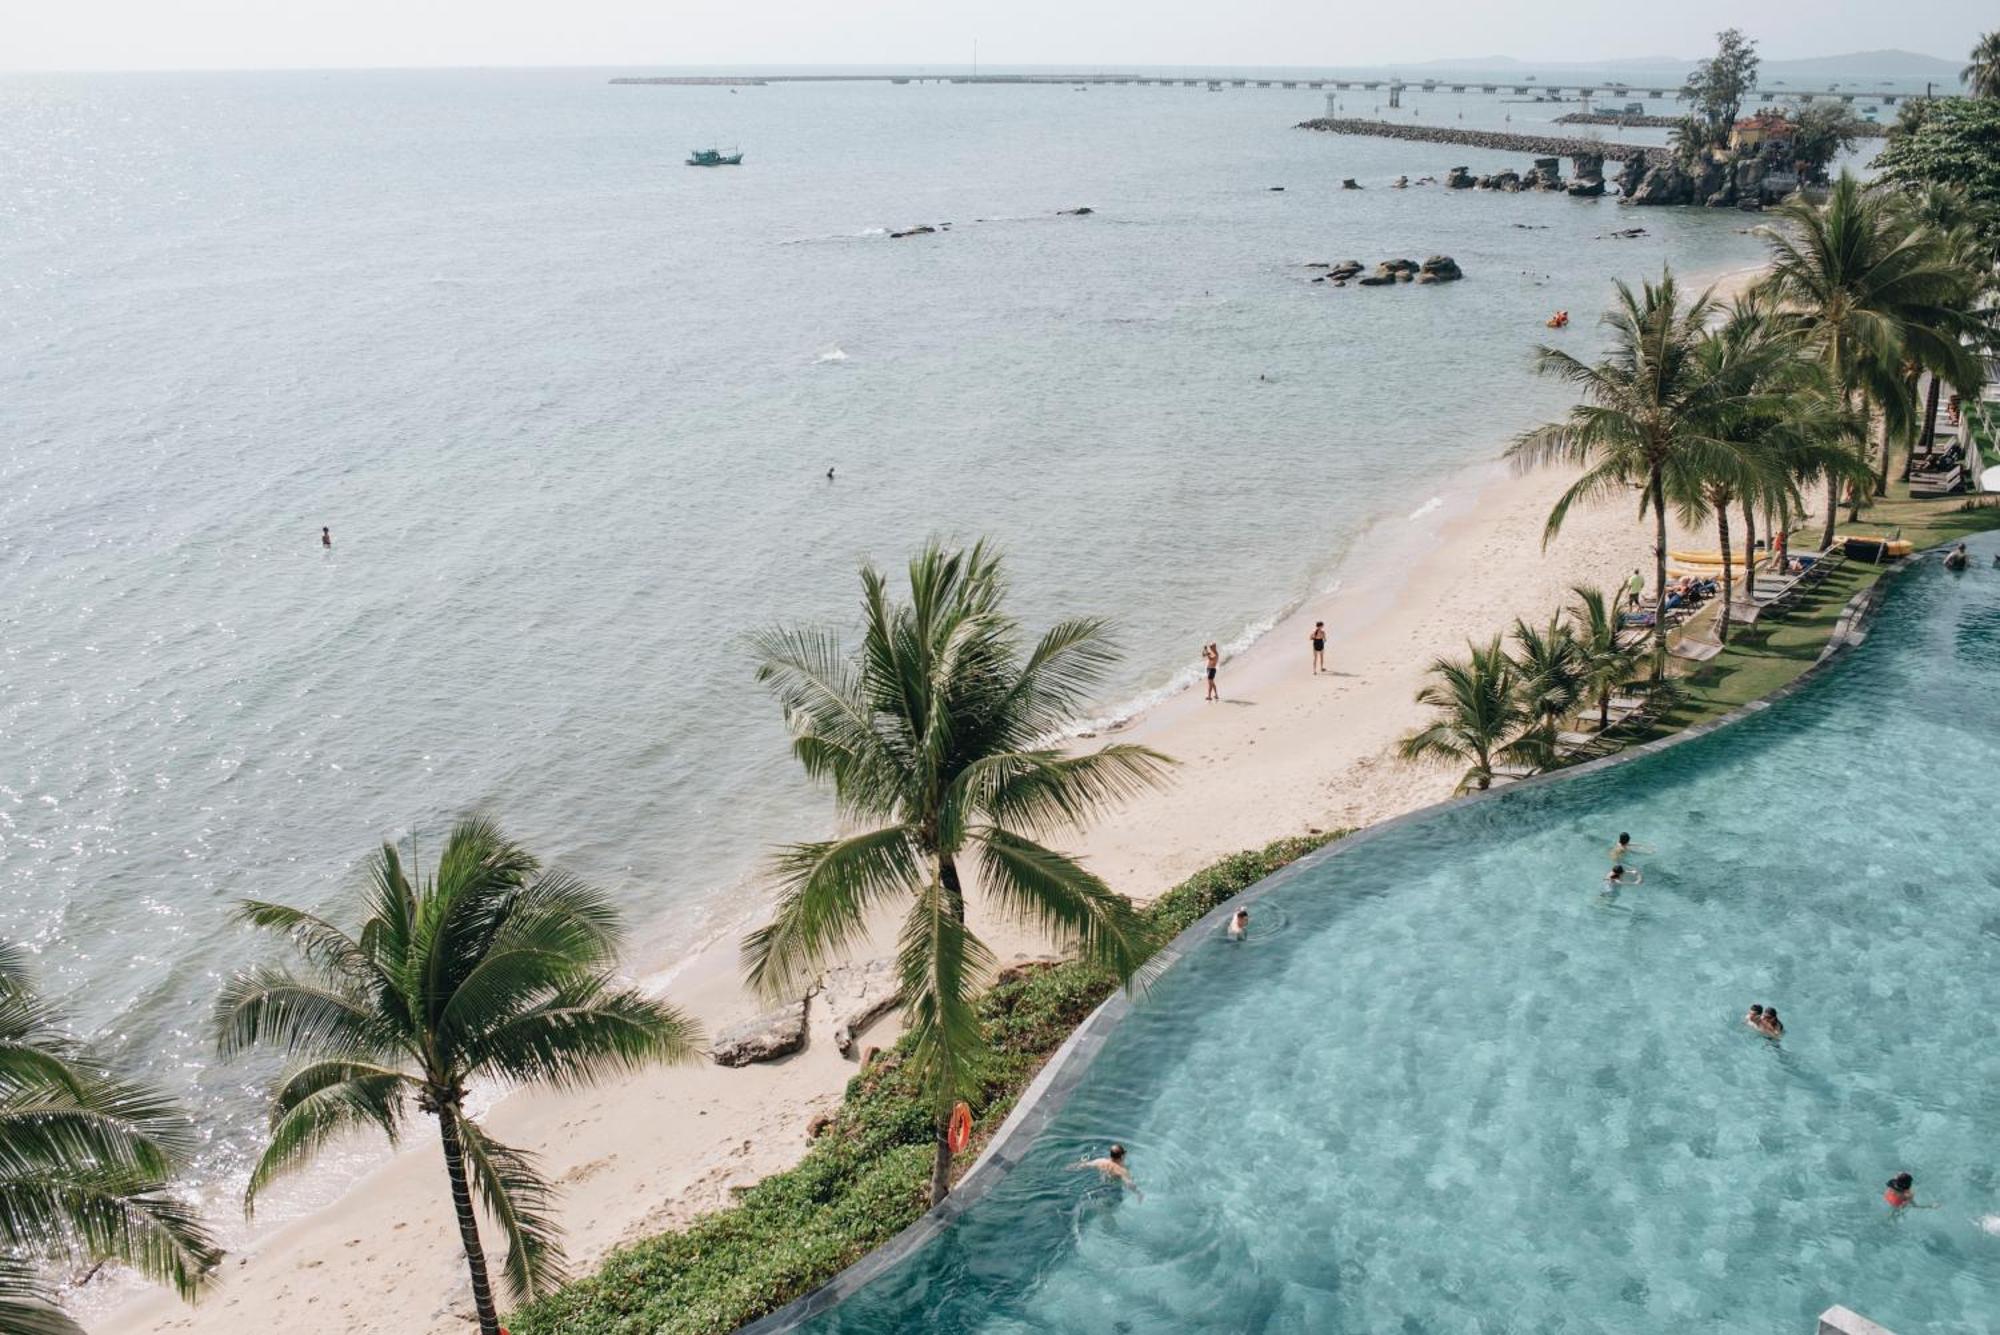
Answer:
[1624,568,1644,609]
[1310,622,1328,675]
[320,526,332,549]
[1203,643,1220,701]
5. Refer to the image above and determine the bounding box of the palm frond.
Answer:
[244,1062,411,1211]
[741,827,924,1000]
[459,980,701,1091]
[973,829,1154,982]
[452,1117,568,1303]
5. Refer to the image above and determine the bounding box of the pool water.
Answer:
[797,541,2000,1334]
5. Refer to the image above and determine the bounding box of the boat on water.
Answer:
[686,148,744,167]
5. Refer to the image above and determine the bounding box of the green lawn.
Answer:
[1650,484,2000,733]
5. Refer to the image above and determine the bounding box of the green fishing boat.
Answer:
[686,148,744,167]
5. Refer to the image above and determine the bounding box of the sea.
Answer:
[0,67,1777,1225]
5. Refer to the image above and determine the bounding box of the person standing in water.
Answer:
[1310,621,1328,675]
[320,526,332,549]
[1203,643,1220,701]
[1072,1144,1142,1200]
[1604,864,1640,889]
[1884,1172,1917,1210]
[1226,908,1249,941]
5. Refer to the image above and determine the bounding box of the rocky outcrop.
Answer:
[1416,254,1463,283]
[1626,147,1778,209]
[1057,206,1093,215]
[1445,166,1476,189]
[1340,178,1362,189]
[711,999,809,1066]
[1615,156,1647,198]
[819,959,902,1058]
[889,224,937,239]
[1521,157,1564,191]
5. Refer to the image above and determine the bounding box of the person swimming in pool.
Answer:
[1604,863,1641,888]
[1226,908,1249,941]
[1745,1004,1765,1030]
[1758,1005,1784,1039]
[1072,1144,1142,1200]
[1884,1172,1917,1210]
[1609,832,1651,864]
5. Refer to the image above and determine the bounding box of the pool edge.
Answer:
[731,552,1921,1335]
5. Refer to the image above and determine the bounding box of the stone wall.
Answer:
[1295,117,1668,166]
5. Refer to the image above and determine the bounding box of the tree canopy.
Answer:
[1683,29,1760,143]
[1872,98,2000,257]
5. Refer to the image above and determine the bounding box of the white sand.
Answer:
[97,458,1699,1334]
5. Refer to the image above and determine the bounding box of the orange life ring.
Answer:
[947,1101,973,1154]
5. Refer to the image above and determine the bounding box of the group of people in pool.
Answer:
[1077,828,1934,1213]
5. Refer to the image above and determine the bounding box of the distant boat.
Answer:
[687,148,744,167]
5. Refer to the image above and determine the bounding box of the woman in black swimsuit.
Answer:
[1310,621,1327,674]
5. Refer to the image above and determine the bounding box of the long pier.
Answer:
[608,73,1930,105]
[1295,117,1670,166]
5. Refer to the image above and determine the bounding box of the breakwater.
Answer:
[1554,111,1680,129]
[1295,117,1668,165]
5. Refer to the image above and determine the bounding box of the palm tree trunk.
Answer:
[1873,408,1893,498]
[1910,373,1941,482]
[1820,470,1840,565]
[1650,469,1669,681]
[436,1106,501,1335]
[1741,500,1758,602]
[928,857,969,1207]
[1599,687,1610,732]
[1716,506,1734,646]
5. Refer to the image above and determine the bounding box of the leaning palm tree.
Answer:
[747,541,1169,1205]
[1965,30,2000,99]
[1508,269,1751,677]
[0,943,220,1334]
[1399,637,1530,793]
[1566,586,1642,730]
[1758,173,1985,528]
[216,819,701,1335]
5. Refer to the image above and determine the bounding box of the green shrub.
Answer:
[507,830,1344,1335]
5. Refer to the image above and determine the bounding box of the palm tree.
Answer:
[1508,269,1751,677]
[1758,173,1985,531]
[215,818,701,1335]
[1965,30,2000,99]
[1508,615,1584,748]
[1399,638,1529,793]
[1566,586,1642,730]
[747,541,1168,1206]
[0,943,220,1334]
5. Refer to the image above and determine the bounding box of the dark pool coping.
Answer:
[733,550,1928,1334]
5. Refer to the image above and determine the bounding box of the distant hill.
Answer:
[1394,48,1965,91]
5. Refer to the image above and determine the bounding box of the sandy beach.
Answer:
[97,455,1701,1334]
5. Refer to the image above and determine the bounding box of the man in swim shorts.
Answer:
[1203,643,1219,701]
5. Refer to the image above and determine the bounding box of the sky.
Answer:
[5,0,1990,74]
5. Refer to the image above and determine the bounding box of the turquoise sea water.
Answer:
[0,70,1769,1197]
[800,542,2000,1334]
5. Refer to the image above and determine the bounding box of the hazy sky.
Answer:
[8,0,1989,73]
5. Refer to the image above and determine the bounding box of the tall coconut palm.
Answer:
[1508,269,1751,678]
[1758,173,1985,529]
[1399,638,1530,793]
[1566,586,1642,730]
[1965,30,2000,99]
[747,541,1168,1205]
[1662,298,1865,642]
[215,819,701,1335]
[0,944,220,1334]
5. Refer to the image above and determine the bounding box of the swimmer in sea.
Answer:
[320,526,332,548]
[1072,1143,1142,1200]
[826,466,835,481]
[1226,908,1249,941]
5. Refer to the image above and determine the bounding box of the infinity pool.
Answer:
[793,540,2000,1334]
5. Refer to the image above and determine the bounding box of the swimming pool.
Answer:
[780,539,2000,1334]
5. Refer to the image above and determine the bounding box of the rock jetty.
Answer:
[1296,118,1668,167]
